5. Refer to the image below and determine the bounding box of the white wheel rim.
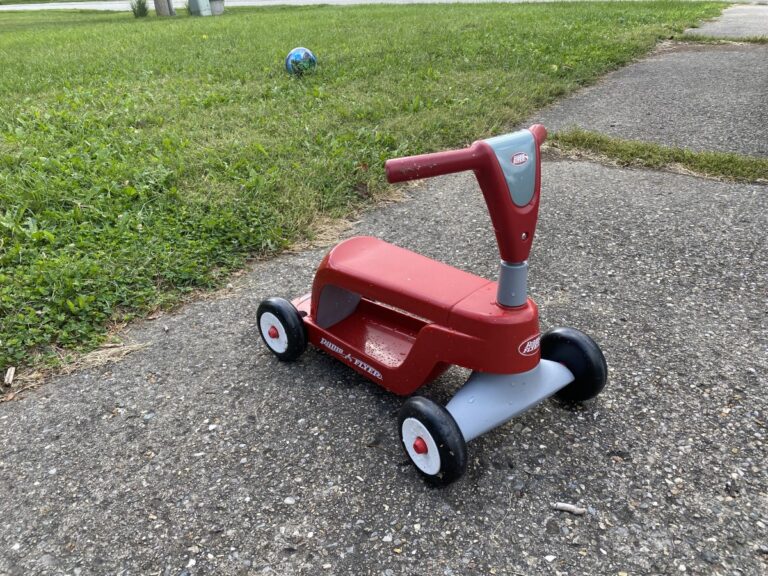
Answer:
[402,417,441,475]
[260,312,289,354]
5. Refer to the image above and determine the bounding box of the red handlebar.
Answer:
[385,146,480,183]
[528,124,547,147]
[384,126,546,263]
[386,125,547,185]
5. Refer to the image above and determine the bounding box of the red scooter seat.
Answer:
[313,236,491,325]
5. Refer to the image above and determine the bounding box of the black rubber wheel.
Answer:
[398,396,467,486]
[541,327,607,402]
[257,297,308,362]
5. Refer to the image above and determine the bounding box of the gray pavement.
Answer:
[533,42,768,157]
[2,5,768,576]
[2,162,767,575]
[686,4,768,38]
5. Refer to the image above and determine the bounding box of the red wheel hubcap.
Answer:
[413,437,428,455]
[268,326,279,339]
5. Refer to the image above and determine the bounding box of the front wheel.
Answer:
[398,397,467,486]
[257,297,307,362]
[541,327,607,402]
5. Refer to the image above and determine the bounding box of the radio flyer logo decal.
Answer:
[518,333,541,356]
[512,152,529,166]
[320,337,383,380]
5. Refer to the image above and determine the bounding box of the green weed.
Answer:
[130,0,149,18]
[551,128,768,183]
[676,33,768,44]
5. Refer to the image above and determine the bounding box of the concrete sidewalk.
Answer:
[686,3,768,38]
[1,5,767,576]
[532,4,768,158]
[532,42,768,157]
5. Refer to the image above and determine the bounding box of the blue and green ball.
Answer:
[285,47,317,76]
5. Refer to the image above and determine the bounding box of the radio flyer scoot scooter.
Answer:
[257,124,607,485]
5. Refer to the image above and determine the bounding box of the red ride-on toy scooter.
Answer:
[257,124,607,485]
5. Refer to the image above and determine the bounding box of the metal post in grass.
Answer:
[153,0,176,16]
[188,0,212,16]
[210,0,224,16]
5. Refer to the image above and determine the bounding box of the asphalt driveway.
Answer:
[1,5,766,576]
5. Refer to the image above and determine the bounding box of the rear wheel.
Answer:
[541,327,607,402]
[398,397,467,486]
[257,298,307,362]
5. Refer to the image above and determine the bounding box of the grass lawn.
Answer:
[0,2,725,371]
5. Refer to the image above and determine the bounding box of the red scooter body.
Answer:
[292,125,548,395]
[259,123,608,485]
